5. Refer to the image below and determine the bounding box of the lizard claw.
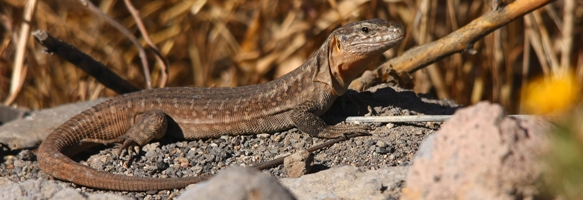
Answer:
[117,138,140,158]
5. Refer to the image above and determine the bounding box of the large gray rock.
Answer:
[402,102,551,200]
[0,105,26,125]
[178,166,296,200]
[0,178,129,200]
[280,165,409,200]
[0,98,106,150]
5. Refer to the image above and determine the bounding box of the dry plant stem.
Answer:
[32,30,141,94]
[578,52,583,81]
[533,10,560,74]
[524,14,550,74]
[544,4,562,29]
[123,0,169,88]
[522,33,531,89]
[351,0,557,91]
[4,0,37,105]
[78,0,153,89]
[0,10,19,51]
[446,0,459,30]
[415,0,431,92]
[491,30,504,102]
[560,0,574,73]
[425,0,449,99]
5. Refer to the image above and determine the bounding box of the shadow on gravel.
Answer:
[324,85,460,123]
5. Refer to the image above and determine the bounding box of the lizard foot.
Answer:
[80,110,168,164]
[81,135,140,163]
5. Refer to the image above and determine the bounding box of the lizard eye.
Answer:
[361,27,369,33]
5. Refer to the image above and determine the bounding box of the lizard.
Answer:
[37,18,405,191]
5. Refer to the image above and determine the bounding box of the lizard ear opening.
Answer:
[328,35,342,76]
[325,35,349,95]
[313,35,344,96]
[329,35,342,63]
[335,35,342,50]
[330,35,347,77]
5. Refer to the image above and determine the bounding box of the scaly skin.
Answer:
[37,18,405,191]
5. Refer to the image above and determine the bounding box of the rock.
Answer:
[178,166,295,200]
[283,150,313,178]
[16,149,34,161]
[280,165,409,200]
[0,98,107,150]
[402,102,551,200]
[0,105,26,125]
[87,154,110,170]
[0,178,129,200]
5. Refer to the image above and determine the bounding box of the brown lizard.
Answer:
[37,18,405,191]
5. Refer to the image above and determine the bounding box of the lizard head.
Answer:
[327,18,405,95]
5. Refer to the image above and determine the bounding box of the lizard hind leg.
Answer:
[81,109,168,159]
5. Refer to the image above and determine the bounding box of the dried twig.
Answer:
[4,0,37,105]
[78,0,153,89]
[350,0,557,91]
[32,30,140,94]
[345,115,533,123]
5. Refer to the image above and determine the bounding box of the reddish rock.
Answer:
[284,150,314,178]
[402,102,551,200]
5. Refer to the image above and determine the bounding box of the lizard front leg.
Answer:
[290,100,371,139]
[81,109,168,158]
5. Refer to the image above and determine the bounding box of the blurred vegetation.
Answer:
[521,72,583,199]
[0,0,581,113]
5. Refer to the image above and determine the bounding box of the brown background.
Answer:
[0,0,580,113]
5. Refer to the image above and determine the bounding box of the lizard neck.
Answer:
[267,34,346,98]
[307,35,350,96]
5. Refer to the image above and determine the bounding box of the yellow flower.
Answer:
[521,72,581,115]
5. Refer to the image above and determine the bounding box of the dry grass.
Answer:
[0,0,581,113]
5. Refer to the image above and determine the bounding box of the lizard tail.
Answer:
[37,147,209,191]
[37,107,210,191]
